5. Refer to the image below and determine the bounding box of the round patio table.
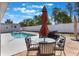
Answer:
[31,37,56,44]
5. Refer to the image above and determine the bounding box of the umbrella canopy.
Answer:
[74,15,78,40]
[39,6,48,38]
[0,2,8,21]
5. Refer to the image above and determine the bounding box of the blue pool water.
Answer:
[11,32,35,38]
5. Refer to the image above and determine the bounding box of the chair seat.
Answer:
[55,45,64,51]
[28,47,39,51]
[27,44,39,51]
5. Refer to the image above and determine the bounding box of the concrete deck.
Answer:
[1,32,79,56]
[14,37,79,56]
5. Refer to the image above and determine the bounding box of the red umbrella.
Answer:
[74,15,78,40]
[39,6,48,42]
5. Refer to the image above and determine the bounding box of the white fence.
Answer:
[22,23,79,33]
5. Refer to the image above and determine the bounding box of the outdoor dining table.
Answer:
[31,37,56,44]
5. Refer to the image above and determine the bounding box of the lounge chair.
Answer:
[38,42,56,56]
[25,38,39,56]
[55,35,66,56]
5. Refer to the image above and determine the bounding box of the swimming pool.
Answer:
[11,32,35,38]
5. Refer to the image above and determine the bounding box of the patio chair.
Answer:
[55,35,66,56]
[47,31,60,40]
[38,42,56,56]
[25,37,39,56]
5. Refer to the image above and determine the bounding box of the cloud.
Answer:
[7,8,10,10]
[48,16,51,19]
[1,13,15,23]
[46,3,53,6]
[35,12,42,15]
[22,15,33,19]
[13,7,36,13]
[25,10,36,13]
[31,5,43,8]
[27,3,53,9]
[26,5,43,9]
[4,13,15,19]
[22,3,26,6]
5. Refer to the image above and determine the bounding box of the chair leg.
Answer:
[63,51,66,56]
[26,51,29,56]
[59,51,66,56]
[60,51,62,56]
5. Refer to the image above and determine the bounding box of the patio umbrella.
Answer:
[74,15,78,40]
[39,6,48,42]
[0,2,8,21]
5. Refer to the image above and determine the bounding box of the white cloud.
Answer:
[13,7,25,11]
[22,15,32,19]
[49,16,51,19]
[27,3,53,9]
[7,8,10,10]
[46,3,53,6]
[9,14,15,18]
[4,13,15,19]
[22,3,26,6]
[32,5,43,8]
[35,12,42,15]
[13,7,36,13]
[26,5,43,9]
[25,10,36,13]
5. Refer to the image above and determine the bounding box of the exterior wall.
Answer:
[22,23,79,33]
[0,23,20,33]
[12,24,21,31]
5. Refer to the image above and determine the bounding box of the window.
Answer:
[14,26,17,28]
[6,27,8,29]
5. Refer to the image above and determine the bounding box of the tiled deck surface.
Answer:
[14,37,79,56]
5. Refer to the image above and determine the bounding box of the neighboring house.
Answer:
[0,23,21,33]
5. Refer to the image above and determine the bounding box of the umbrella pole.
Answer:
[75,34,77,40]
[44,36,45,42]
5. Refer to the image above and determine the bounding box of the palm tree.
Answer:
[52,7,60,24]
[66,2,73,20]
[5,19,13,24]
[34,15,42,25]
[75,2,79,22]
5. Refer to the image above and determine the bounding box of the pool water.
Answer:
[11,32,35,38]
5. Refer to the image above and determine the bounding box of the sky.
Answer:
[1,2,68,24]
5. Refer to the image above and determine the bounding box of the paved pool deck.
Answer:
[1,32,79,56]
[1,31,39,56]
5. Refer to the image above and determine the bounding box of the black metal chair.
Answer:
[38,42,56,56]
[25,38,39,56]
[55,35,66,56]
[47,31,60,40]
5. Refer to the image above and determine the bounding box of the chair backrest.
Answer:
[25,38,31,50]
[39,42,56,56]
[56,35,66,50]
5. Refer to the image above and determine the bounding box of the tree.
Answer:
[75,2,79,22]
[5,19,13,24]
[52,7,61,24]
[33,15,42,25]
[54,11,72,23]
[66,2,73,20]
[19,18,32,27]
[19,15,51,27]
[34,15,51,25]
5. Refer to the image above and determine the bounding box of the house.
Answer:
[0,23,21,33]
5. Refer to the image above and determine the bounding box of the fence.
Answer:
[22,23,79,33]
